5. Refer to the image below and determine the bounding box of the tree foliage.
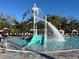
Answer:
[0,12,79,33]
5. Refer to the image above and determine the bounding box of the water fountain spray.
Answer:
[28,3,65,50]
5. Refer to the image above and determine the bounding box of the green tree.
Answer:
[47,15,61,29]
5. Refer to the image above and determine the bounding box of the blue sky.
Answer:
[0,0,79,21]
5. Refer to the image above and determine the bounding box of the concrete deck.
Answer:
[0,49,79,59]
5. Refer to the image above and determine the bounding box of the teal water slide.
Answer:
[28,35,44,47]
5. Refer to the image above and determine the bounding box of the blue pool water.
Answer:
[2,36,79,51]
[46,36,79,51]
[64,36,79,49]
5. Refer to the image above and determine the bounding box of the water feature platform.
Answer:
[0,3,79,59]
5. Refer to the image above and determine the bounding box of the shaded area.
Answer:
[26,48,56,59]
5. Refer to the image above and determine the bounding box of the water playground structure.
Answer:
[1,3,79,52]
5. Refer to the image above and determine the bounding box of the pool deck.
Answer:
[0,49,79,59]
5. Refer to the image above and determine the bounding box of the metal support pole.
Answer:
[44,15,47,48]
